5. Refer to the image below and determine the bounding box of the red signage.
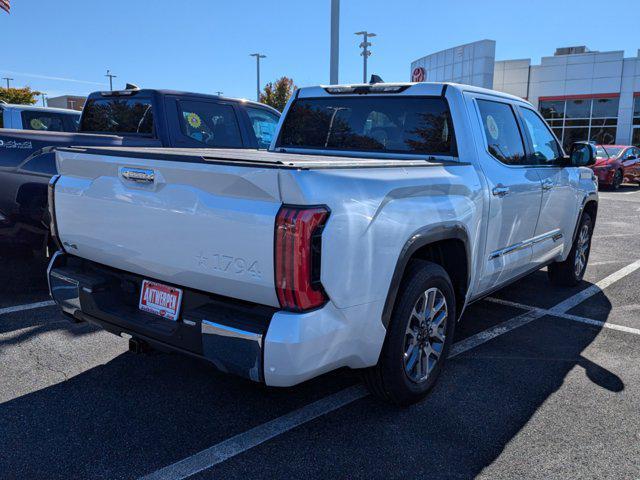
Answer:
[411,67,425,83]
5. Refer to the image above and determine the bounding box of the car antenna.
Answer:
[369,74,384,84]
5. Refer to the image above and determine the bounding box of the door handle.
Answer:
[542,179,554,191]
[492,186,510,197]
[121,167,155,183]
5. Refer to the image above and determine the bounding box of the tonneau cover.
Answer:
[56,146,457,169]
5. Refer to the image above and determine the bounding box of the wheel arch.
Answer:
[571,195,598,245]
[381,223,471,328]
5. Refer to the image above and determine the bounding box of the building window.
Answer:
[632,96,640,147]
[538,96,618,150]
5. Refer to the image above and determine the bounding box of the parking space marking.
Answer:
[140,259,640,480]
[485,297,640,337]
[593,233,636,239]
[452,260,640,356]
[0,300,55,316]
[139,385,369,480]
[588,260,626,266]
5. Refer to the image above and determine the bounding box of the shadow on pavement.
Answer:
[0,275,621,480]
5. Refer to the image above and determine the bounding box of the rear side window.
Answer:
[0,108,3,128]
[178,101,243,148]
[477,99,526,166]
[246,106,279,149]
[80,98,154,135]
[21,111,73,132]
[277,96,455,156]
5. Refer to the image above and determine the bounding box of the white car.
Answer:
[0,102,80,132]
[47,81,598,405]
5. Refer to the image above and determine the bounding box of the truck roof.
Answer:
[89,89,280,115]
[297,81,530,105]
[0,103,81,114]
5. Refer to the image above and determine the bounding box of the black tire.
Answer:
[548,212,593,287]
[611,170,623,190]
[362,261,456,406]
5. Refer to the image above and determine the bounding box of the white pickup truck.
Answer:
[47,82,598,405]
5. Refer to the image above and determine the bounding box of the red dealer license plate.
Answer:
[139,280,183,321]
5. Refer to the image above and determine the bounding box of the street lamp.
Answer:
[249,53,266,102]
[330,0,340,84]
[355,31,376,83]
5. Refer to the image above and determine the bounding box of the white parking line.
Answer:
[0,300,55,316]
[140,258,640,480]
[588,260,626,266]
[593,233,637,239]
[485,297,640,336]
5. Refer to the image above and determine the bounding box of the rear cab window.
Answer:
[80,97,154,135]
[277,96,456,156]
[177,101,243,148]
[21,110,79,132]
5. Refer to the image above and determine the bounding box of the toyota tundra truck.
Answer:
[47,81,598,405]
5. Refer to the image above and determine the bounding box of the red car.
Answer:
[590,145,640,189]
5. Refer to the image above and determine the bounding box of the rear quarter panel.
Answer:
[280,164,485,311]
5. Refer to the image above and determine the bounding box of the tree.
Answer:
[259,77,296,112]
[0,86,41,105]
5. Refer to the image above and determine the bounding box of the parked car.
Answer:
[47,81,598,405]
[590,144,640,189]
[0,88,280,254]
[0,102,81,132]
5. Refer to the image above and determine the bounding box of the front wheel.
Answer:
[363,261,456,406]
[548,212,593,286]
[611,170,623,190]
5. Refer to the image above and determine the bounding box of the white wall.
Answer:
[410,40,496,88]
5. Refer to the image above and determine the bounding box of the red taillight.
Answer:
[275,205,329,312]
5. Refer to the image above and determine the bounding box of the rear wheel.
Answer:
[548,212,593,286]
[363,261,456,406]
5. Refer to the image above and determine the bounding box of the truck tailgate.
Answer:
[54,149,282,307]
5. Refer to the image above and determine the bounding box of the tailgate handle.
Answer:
[121,168,155,183]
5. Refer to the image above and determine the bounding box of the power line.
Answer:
[105,69,117,91]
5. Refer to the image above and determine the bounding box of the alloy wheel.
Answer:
[403,287,448,384]
[574,223,590,278]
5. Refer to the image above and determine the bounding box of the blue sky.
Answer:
[2,0,639,102]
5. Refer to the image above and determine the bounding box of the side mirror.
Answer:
[568,141,596,167]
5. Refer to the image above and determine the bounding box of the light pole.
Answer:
[41,93,47,107]
[105,69,117,91]
[355,31,376,83]
[2,77,13,89]
[249,53,266,102]
[330,0,340,84]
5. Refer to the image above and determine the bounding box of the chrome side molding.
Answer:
[489,229,563,260]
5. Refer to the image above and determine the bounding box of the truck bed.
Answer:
[56,146,460,169]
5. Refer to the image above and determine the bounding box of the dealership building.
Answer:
[410,40,640,149]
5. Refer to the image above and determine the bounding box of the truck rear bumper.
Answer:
[48,252,386,387]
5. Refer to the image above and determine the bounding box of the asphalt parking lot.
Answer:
[1,185,639,480]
